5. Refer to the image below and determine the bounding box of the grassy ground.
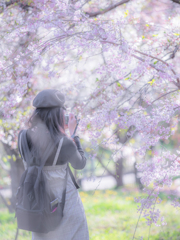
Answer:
[1,186,180,240]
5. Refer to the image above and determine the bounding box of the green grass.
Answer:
[1,187,180,239]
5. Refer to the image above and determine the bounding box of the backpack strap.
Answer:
[19,131,27,170]
[61,163,68,214]
[67,164,80,189]
[50,137,71,213]
[52,137,80,189]
[52,137,64,166]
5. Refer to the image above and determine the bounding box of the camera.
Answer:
[64,114,78,125]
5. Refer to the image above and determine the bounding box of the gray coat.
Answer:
[18,129,89,240]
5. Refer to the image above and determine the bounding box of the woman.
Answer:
[17,89,89,240]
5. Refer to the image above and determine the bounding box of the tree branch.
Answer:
[172,0,180,4]
[85,0,130,18]
[2,0,18,8]
[165,45,179,61]
[100,39,180,88]
[0,0,19,14]
[96,155,116,178]
[151,89,179,105]
[0,0,40,14]
[134,49,179,82]
[0,192,13,212]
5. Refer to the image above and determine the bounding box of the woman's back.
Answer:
[18,128,87,169]
[29,136,89,240]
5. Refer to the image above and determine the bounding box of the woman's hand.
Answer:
[68,113,77,136]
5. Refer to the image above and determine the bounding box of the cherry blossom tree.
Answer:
[0,0,180,238]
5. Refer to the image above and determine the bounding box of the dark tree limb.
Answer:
[115,157,123,187]
[85,0,130,18]
[2,0,18,8]
[0,0,40,14]
[96,155,116,178]
[0,192,14,212]
[166,45,179,61]
[0,0,19,14]
[172,0,180,4]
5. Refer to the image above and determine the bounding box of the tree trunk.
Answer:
[134,162,143,190]
[9,157,24,210]
[115,157,123,188]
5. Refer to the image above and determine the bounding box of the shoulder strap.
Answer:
[52,137,80,189]
[60,163,80,215]
[19,132,27,170]
[19,132,24,160]
[46,135,80,189]
[67,163,80,189]
[52,137,64,166]
[61,163,68,214]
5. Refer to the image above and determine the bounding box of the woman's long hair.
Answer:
[26,107,67,164]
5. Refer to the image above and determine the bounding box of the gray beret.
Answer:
[33,89,66,110]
